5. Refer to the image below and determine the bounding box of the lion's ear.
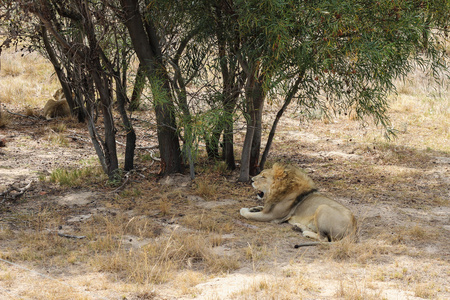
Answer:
[273,166,287,180]
[272,163,282,171]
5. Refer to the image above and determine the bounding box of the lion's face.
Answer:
[251,169,274,199]
[252,163,316,203]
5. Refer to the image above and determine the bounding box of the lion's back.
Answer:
[44,99,70,119]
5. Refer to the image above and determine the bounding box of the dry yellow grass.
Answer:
[0,49,59,107]
[385,69,449,152]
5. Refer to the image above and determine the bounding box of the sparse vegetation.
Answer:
[48,167,106,186]
[46,132,69,147]
[0,112,10,128]
[194,179,219,200]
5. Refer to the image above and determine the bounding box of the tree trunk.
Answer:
[260,76,303,170]
[222,103,236,170]
[115,74,136,171]
[238,116,256,182]
[249,103,263,176]
[238,75,265,181]
[120,0,183,175]
[91,60,119,179]
[214,3,240,170]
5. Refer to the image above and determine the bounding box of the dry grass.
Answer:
[336,280,383,300]
[233,278,306,299]
[414,283,439,299]
[384,69,449,153]
[325,239,389,264]
[90,231,240,284]
[0,111,10,127]
[194,178,219,200]
[46,132,70,147]
[1,206,240,291]
[0,50,59,108]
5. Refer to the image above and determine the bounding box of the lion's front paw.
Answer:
[240,207,250,217]
[249,206,264,212]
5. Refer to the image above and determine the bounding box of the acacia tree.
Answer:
[221,0,450,181]
[2,0,448,182]
[119,0,240,177]
[201,2,249,171]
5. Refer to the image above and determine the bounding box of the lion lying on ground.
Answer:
[240,163,357,245]
[43,88,70,119]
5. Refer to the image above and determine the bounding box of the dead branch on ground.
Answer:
[3,107,40,120]
[0,180,33,203]
[57,232,86,239]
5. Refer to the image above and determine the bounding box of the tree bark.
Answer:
[90,60,119,179]
[238,75,265,181]
[249,97,263,176]
[222,99,237,170]
[120,0,183,175]
[238,116,256,182]
[259,76,302,170]
[115,74,136,171]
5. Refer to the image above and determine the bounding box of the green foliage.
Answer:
[233,0,449,124]
[2,0,448,177]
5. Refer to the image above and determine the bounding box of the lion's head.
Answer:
[252,163,316,204]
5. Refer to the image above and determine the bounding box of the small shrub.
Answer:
[49,166,106,186]
[159,196,172,216]
[213,161,229,174]
[0,112,10,128]
[51,123,67,133]
[195,179,218,200]
[24,106,35,117]
[414,283,438,299]
[46,132,69,147]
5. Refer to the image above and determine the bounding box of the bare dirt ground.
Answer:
[0,52,449,299]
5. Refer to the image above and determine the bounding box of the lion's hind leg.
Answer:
[291,223,329,242]
[315,204,355,241]
[303,230,328,242]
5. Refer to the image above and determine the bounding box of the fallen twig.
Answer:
[0,180,33,203]
[57,232,86,239]
[234,220,259,229]
[67,130,92,143]
[113,170,132,193]
[4,107,40,120]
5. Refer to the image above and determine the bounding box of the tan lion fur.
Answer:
[43,89,70,119]
[53,88,65,101]
[240,163,357,242]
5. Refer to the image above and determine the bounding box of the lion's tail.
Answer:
[294,242,325,248]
